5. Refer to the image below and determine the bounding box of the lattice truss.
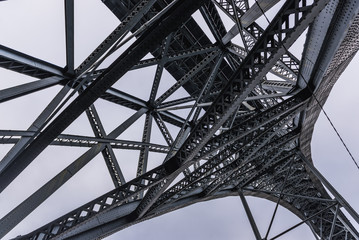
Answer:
[0,0,358,239]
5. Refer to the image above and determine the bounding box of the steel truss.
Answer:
[0,0,359,239]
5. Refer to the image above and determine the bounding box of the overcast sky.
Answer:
[0,0,358,239]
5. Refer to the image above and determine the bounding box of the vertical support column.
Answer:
[136,112,153,199]
[149,34,172,104]
[238,189,262,240]
[65,0,74,74]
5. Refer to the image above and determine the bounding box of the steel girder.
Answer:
[0,0,208,193]
[215,0,300,83]
[0,45,65,79]
[125,0,330,226]
[0,130,169,153]
[1,0,359,239]
[85,103,126,187]
[14,91,307,240]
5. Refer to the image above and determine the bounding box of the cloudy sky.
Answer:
[0,0,358,239]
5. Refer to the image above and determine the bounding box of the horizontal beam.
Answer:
[0,130,169,153]
[0,76,64,103]
[0,44,64,78]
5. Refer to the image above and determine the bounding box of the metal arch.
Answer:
[0,0,359,239]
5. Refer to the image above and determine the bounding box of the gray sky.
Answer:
[0,0,358,239]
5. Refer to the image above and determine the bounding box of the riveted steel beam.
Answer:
[136,113,153,179]
[75,0,158,76]
[200,1,227,42]
[0,108,146,239]
[85,104,126,187]
[5,0,359,239]
[128,0,330,222]
[0,85,71,175]
[0,0,205,191]
[0,44,64,78]
[0,76,64,103]
[216,0,300,83]
[64,0,74,73]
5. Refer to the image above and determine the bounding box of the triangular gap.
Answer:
[271,221,317,239]
[266,72,285,82]
[250,0,285,30]
[147,151,167,172]
[167,171,186,190]
[112,148,141,183]
[156,119,183,146]
[115,112,146,142]
[1,151,114,240]
[260,73,286,97]
[0,84,64,131]
[111,64,157,101]
[74,0,119,69]
[287,28,308,60]
[264,198,316,239]
[261,0,285,22]
[244,196,314,239]
[214,4,236,32]
[158,72,192,105]
[0,145,14,164]
[166,107,193,121]
[0,145,91,221]
[62,109,95,137]
[140,52,155,61]
[339,208,359,233]
[192,10,216,44]
[151,68,178,102]
[0,68,39,89]
[197,159,208,169]
[150,118,171,146]
[151,113,191,148]
[195,108,207,121]
[96,31,137,70]
[231,31,246,49]
[252,13,270,30]
[211,4,247,47]
[247,0,256,6]
[0,0,65,67]
[240,196,275,237]
[92,98,138,137]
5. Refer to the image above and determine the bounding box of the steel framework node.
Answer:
[0,0,359,239]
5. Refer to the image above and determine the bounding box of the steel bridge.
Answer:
[0,0,359,239]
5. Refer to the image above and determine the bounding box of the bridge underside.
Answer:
[0,0,358,239]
